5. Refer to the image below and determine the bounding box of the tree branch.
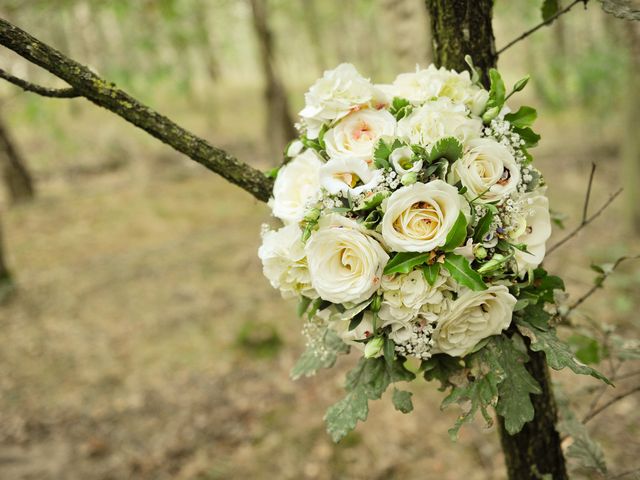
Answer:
[0,18,274,203]
[0,67,79,98]
[547,164,622,256]
[582,384,640,425]
[497,0,587,56]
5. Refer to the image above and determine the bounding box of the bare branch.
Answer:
[547,182,623,256]
[497,0,587,56]
[0,18,273,203]
[0,67,79,98]
[582,384,640,424]
[609,467,640,479]
[582,162,596,223]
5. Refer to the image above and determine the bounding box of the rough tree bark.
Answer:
[425,1,569,479]
[0,114,35,204]
[249,0,297,162]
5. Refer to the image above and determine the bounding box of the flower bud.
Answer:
[401,172,418,186]
[473,245,488,260]
[370,294,382,313]
[364,336,384,358]
[477,254,507,274]
[482,106,500,123]
[303,208,321,223]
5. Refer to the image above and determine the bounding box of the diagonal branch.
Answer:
[0,18,274,203]
[0,68,79,98]
[497,0,587,56]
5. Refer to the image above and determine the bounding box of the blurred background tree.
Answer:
[0,1,638,479]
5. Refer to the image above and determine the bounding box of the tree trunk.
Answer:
[0,216,13,302]
[623,21,640,233]
[249,0,297,163]
[424,1,569,479]
[0,115,35,204]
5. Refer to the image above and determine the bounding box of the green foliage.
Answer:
[494,334,542,435]
[291,328,349,380]
[517,317,612,385]
[442,212,468,251]
[384,252,430,275]
[473,210,494,242]
[390,97,414,120]
[504,106,537,128]
[541,0,560,21]
[443,253,487,291]
[325,356,415,442]
[567,333,602,365]
[422,262,441,286]
[483,69,506,122]
[373,138,403,169]
[598,0,640,20]
[392,388,414,413]
[427,136,463,162]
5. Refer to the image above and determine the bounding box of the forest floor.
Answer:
[0,91,639,480]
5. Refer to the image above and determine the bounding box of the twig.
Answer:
[0,68,79,98]
[582,385,640,425]
[609,467,640,479]
[615,369,640,381]
[0,18,273,203]
[564,255,639,316]
[582,163,596,223]
[497,0,587,55]
[547,185,623,256]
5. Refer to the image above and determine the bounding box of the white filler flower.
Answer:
[449,138,521,203]
[319,157,383,195]
[258,224,315,299]
[433,285,517,357]
[305,215,389,304]
[512,192,552,275]
[270,149,323,224]
[382,180,468,252]
[324,108,396,162]
[299,63,380,139]
[397,97,482,146]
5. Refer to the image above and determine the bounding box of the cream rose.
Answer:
[449,138,521,203]
[299,63,385,139]
[305,215,389,304]
[324,108,396,162]
[397,97,482,146]
[269,149,323,224]
[381,180,469,252]
[319,157,383,195]
[390,145,422,175]
[433,285,517,357]
[258,224,316,299]
[512,193,552,275]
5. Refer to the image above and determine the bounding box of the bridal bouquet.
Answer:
[258,63,608,441]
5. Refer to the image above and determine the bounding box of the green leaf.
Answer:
[373,139,392,169]
[423,354,465,390]
[427,136,463,162]
[443,253,487,291]
[520,303,552,330]
[390,97,414,120]
[324,388,369,443]
[297,296,312,317]
[392,388,414,413]
[291,329,349,380]
[493,334,542,435]
[384,252,430,275]
[516,319,612,385]
[541,0,559,21]
[504,106,537,128]
[473,210,494,242]
[442,212,468,251]
[485,69,506,112]
[512,126,541,148]
[597,0,640,21]
[348,311,364,331]
[354,191,390,212]
[383,337,395,366]
[568,334,602,365]
[422,262,441,286]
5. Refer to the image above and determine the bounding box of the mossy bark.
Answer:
[425,1,568,479]
[0,19,274,203]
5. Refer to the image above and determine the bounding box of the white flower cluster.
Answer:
[259,63,552,361]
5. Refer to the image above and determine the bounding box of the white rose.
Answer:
[390,145,422,175]
[305,214,389,304]
[433,285,516,357]
[269,149,323,224]
[512,193,552,275]
[329,311,378,353]
[258,224,316,299]
[397,97,482,146]
[324,108,396,162]
[299,63,386,139]
[382,180,469,252]
[449,138,521,203]
[319,157,383,195]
